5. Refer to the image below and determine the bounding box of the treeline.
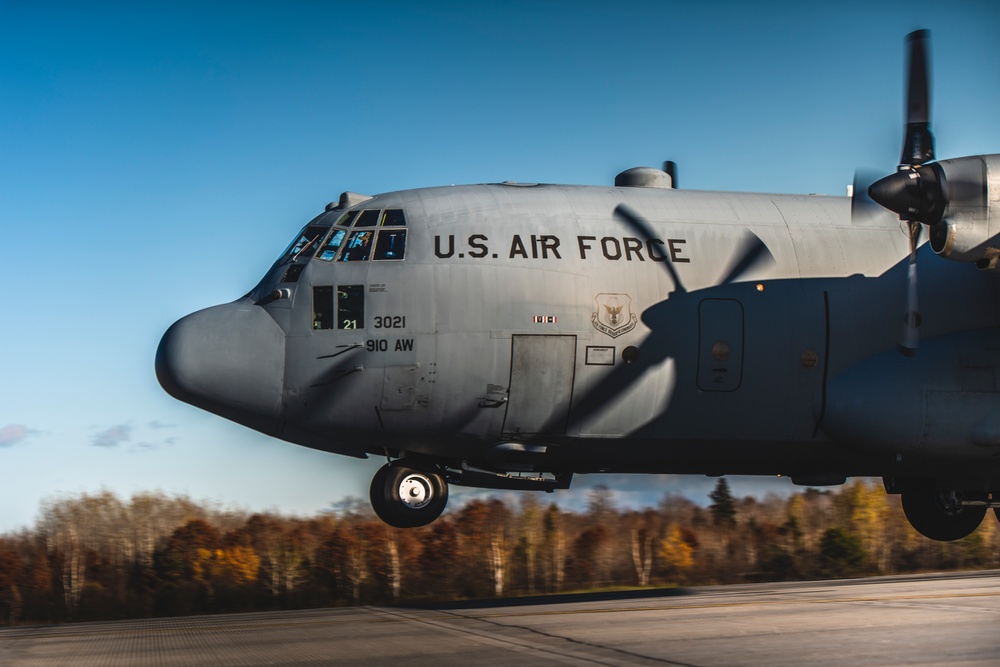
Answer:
[0,479,998,625]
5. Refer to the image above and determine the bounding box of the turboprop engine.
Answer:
[927,156,1000,269]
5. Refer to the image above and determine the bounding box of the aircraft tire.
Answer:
[901,483,987,542]
[369,463,448,528]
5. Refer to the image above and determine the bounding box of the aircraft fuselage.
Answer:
[158,181,1000,484]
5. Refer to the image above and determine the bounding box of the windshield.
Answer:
[316,228,347,261]
[278,206,409,266]
[282,225,326,260]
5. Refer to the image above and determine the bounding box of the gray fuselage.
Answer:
[157,181,1000,483]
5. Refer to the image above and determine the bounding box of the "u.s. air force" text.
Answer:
[433,234,689,262]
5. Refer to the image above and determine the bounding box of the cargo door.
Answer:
[502,335,577,435]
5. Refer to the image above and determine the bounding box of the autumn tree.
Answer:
[627,509,661,586]
[418,518,459,598]
[570,486,620,587]
[569,524,609,587]
[37,494,100,618]
[318,518,373,604]
[754,496,805,580]
[514,496,543,594]
[350,519,409,603]
[157,519,222,582]
[540,503,566,593]
[659,524,694,583]
[835,479,891,574]
[375,526,421,602]
[455,499,510,597]
[231,515,310,601]
[21,535,56,623]
[0,539,24,624]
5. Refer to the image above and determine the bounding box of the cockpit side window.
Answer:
[312,286,334,329]
[281,264,305,283]
[372,229,406,260]
[339,230,374,262]
[337,285,364,329]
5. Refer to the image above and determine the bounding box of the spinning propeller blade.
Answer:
[862,30,940,356]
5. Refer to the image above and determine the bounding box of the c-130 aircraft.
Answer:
[157,31,1000,541]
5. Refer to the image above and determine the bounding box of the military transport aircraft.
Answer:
[157,31,1000,542]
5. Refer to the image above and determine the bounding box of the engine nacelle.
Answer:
[928,154,1000,269]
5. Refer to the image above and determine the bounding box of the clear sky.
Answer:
[2,1,998,533]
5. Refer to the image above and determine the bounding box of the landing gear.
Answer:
[901,482,987,541]
[369,463,449,528]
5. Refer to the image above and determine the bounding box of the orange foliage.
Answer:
[659,524,694,578]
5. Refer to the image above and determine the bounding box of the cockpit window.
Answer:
[315,228,347,261]
[312,207,408,262]
[373,229,406,260]
[281,264,305,283]
[284,225,326,259]
[381,209,406,226]
[339,230,374,262]
[354,209,380,227]
[336,210,358,226]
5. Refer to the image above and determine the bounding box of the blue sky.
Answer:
[2,2,998,532]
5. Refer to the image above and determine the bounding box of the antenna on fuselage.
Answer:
[663,161,677,189]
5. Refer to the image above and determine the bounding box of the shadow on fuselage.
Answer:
[552,242,999,473]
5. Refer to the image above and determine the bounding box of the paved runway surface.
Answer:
[2,571,999,666]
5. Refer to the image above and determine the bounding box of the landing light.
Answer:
[756,283,765,292]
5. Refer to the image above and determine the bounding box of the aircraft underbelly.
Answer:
[823,327,1000,460]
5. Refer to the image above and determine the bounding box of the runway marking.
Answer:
[374,606,699,667]
[433,590,1000,621]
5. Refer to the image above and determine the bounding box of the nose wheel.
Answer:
[369,463,449,528]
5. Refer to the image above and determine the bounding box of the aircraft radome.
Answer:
[157,31,1000,542]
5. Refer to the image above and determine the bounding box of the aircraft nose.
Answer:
[156,299,285,435]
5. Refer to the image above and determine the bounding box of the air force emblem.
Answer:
[592,293,638,339]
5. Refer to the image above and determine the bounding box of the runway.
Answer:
[2,571,999,666]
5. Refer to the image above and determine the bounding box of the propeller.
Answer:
[850,168,885,221]
[865,29,944,356]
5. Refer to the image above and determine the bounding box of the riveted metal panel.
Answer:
[381,365,419,411]
[503,335,577,435]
